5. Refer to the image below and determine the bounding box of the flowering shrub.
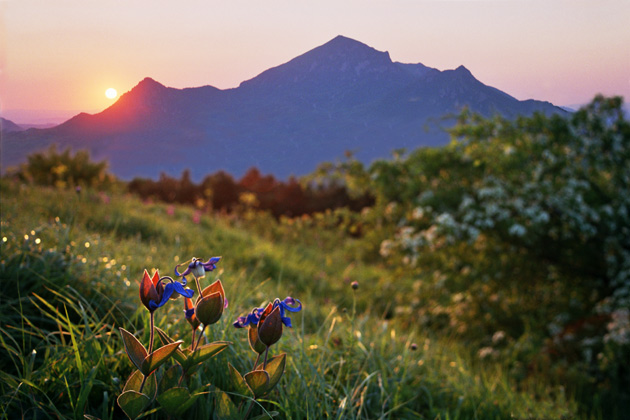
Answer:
[311,96,629,412]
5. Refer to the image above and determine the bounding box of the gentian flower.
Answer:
[233,297,302,328]
[139,269,194,312]
[275,297,302,328]
[175,257,221,279]
[233,297,302,351]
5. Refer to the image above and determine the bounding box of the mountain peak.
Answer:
[317,35,391,61]
[454,65,471,74]
[324,35,368,48]
[134,77,167,91]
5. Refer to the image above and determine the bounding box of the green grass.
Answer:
[0,181,579,419]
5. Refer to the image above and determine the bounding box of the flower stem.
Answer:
[193,274,203,302]
[148,311,155,354]
[193,325,205,352]
[139,374,147,394]
[263,346,269,370]
[242,400,254,420]
[252,353,261,371]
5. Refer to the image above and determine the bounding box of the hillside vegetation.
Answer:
[1,96,627,419]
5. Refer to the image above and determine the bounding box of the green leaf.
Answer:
[140,341,183,376]
[228,363,253,397]
[155,327,188,366]
[256,353,286,393]
[123,370,157,401]
[244,370,270,399]
[120,328,147,372]
[214,390,239,420]
[122,370,144,393]
[117,390,151,420]
[159,364,183,394]
[185,341,230,371]
[156,387,201,417]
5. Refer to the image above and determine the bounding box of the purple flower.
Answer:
[139,270,194,312]
[233,297,302,328]
[175,257,221,279]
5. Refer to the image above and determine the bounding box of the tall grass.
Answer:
[0,180,579,418]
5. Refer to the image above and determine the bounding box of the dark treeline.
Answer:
[128,167,373,217]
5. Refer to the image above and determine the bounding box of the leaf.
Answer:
[200,279,225,300]
[248,326,267,355]
[156,387,201,417]
[244,370,270,399]
[214,390,239,420]
[120,328,147,372]
[185,341,230,371]
[155,327,188,366]
[122,370,144,393]
[159,364,183,394]
[256,353,286,393]
[117,390,151,420]
[123,370,157,401]
[228,362,253,397]
[141,340,183,376]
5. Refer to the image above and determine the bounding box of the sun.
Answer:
[105,88,118,99]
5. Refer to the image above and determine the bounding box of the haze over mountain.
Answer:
[2,36,564,180]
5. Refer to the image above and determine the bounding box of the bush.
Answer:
[11,145,114,189]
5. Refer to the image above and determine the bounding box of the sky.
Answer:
[1,0,629,124]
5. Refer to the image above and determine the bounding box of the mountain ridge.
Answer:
[2,35,565,180]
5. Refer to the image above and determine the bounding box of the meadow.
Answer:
[1,96,628,419]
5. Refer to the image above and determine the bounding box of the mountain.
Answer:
[1,118,24,133]
[1,35,564,179]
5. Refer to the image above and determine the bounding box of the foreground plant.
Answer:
[118,269,193,418]
[116,256,303,418]
[118,259,231,419]
[222,297,303,418]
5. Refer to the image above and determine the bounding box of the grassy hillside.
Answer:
[1,181,575,419]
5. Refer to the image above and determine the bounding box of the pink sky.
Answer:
[1,0,629,124]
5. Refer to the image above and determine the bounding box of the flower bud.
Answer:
[195,292,224,325]
[257,304,283,347]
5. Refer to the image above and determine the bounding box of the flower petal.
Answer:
[140,270,159,311]
[281,297,302,312]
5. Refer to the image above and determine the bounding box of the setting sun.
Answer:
[105,88,118,99]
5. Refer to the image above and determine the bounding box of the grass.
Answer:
[0,180,580,419]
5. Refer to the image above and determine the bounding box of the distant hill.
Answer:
[1,118,24,133]
[1,35,565,179]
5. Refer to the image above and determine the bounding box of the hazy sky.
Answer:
[1,0,629,123]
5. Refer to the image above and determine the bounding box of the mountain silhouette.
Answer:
[2,35,564,179]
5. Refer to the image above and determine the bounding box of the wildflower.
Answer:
[139,269,193,312]
[351,281,359,290]
[175,257,221,279]
[233,297,302,329]
[233,297,302,351]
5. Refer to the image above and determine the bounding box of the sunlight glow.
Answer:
[105,88,118,99]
